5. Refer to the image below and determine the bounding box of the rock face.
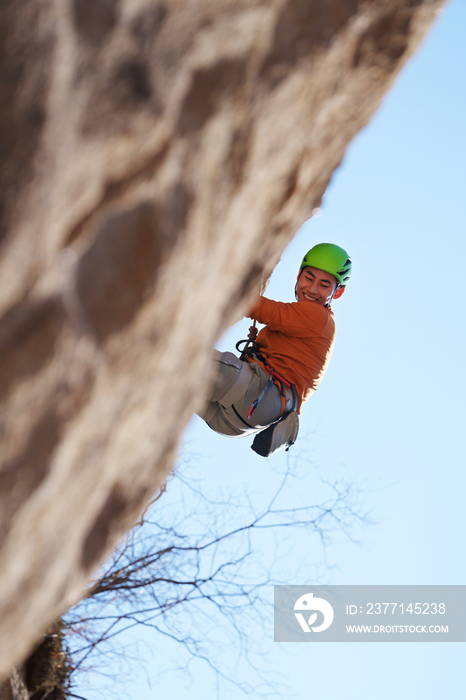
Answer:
[0,0,443,678]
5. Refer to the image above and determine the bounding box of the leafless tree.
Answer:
[61,454,369,699]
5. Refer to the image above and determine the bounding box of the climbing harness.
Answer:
[235,324,297,440]
[246,356,292,420]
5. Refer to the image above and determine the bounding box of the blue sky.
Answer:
[75,1,466,697]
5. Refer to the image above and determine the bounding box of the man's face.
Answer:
[296,266,339,306]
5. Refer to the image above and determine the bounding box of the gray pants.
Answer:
[197,351,294,437]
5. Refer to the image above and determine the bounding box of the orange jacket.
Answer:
[247,296,336,412]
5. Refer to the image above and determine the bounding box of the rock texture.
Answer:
[0,0,444,678]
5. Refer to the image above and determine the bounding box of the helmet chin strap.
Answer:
[326,283,341,306]
[294,268,303,301]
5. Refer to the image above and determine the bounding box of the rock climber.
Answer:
[197,243,352,456]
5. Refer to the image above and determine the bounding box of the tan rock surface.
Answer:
[0,0,443,677]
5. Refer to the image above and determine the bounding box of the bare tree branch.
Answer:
[63,457,370,698]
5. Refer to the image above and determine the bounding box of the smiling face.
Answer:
[296,266,343,306]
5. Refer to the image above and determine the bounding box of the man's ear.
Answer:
[333,286,345,300]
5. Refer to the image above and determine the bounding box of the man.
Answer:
[198,243,352,455]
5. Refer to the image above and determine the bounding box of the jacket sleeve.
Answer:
[247,296,327,338]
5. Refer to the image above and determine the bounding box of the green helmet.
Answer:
[300,243,352,287]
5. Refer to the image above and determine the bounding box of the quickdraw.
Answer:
[235,322,259,361]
